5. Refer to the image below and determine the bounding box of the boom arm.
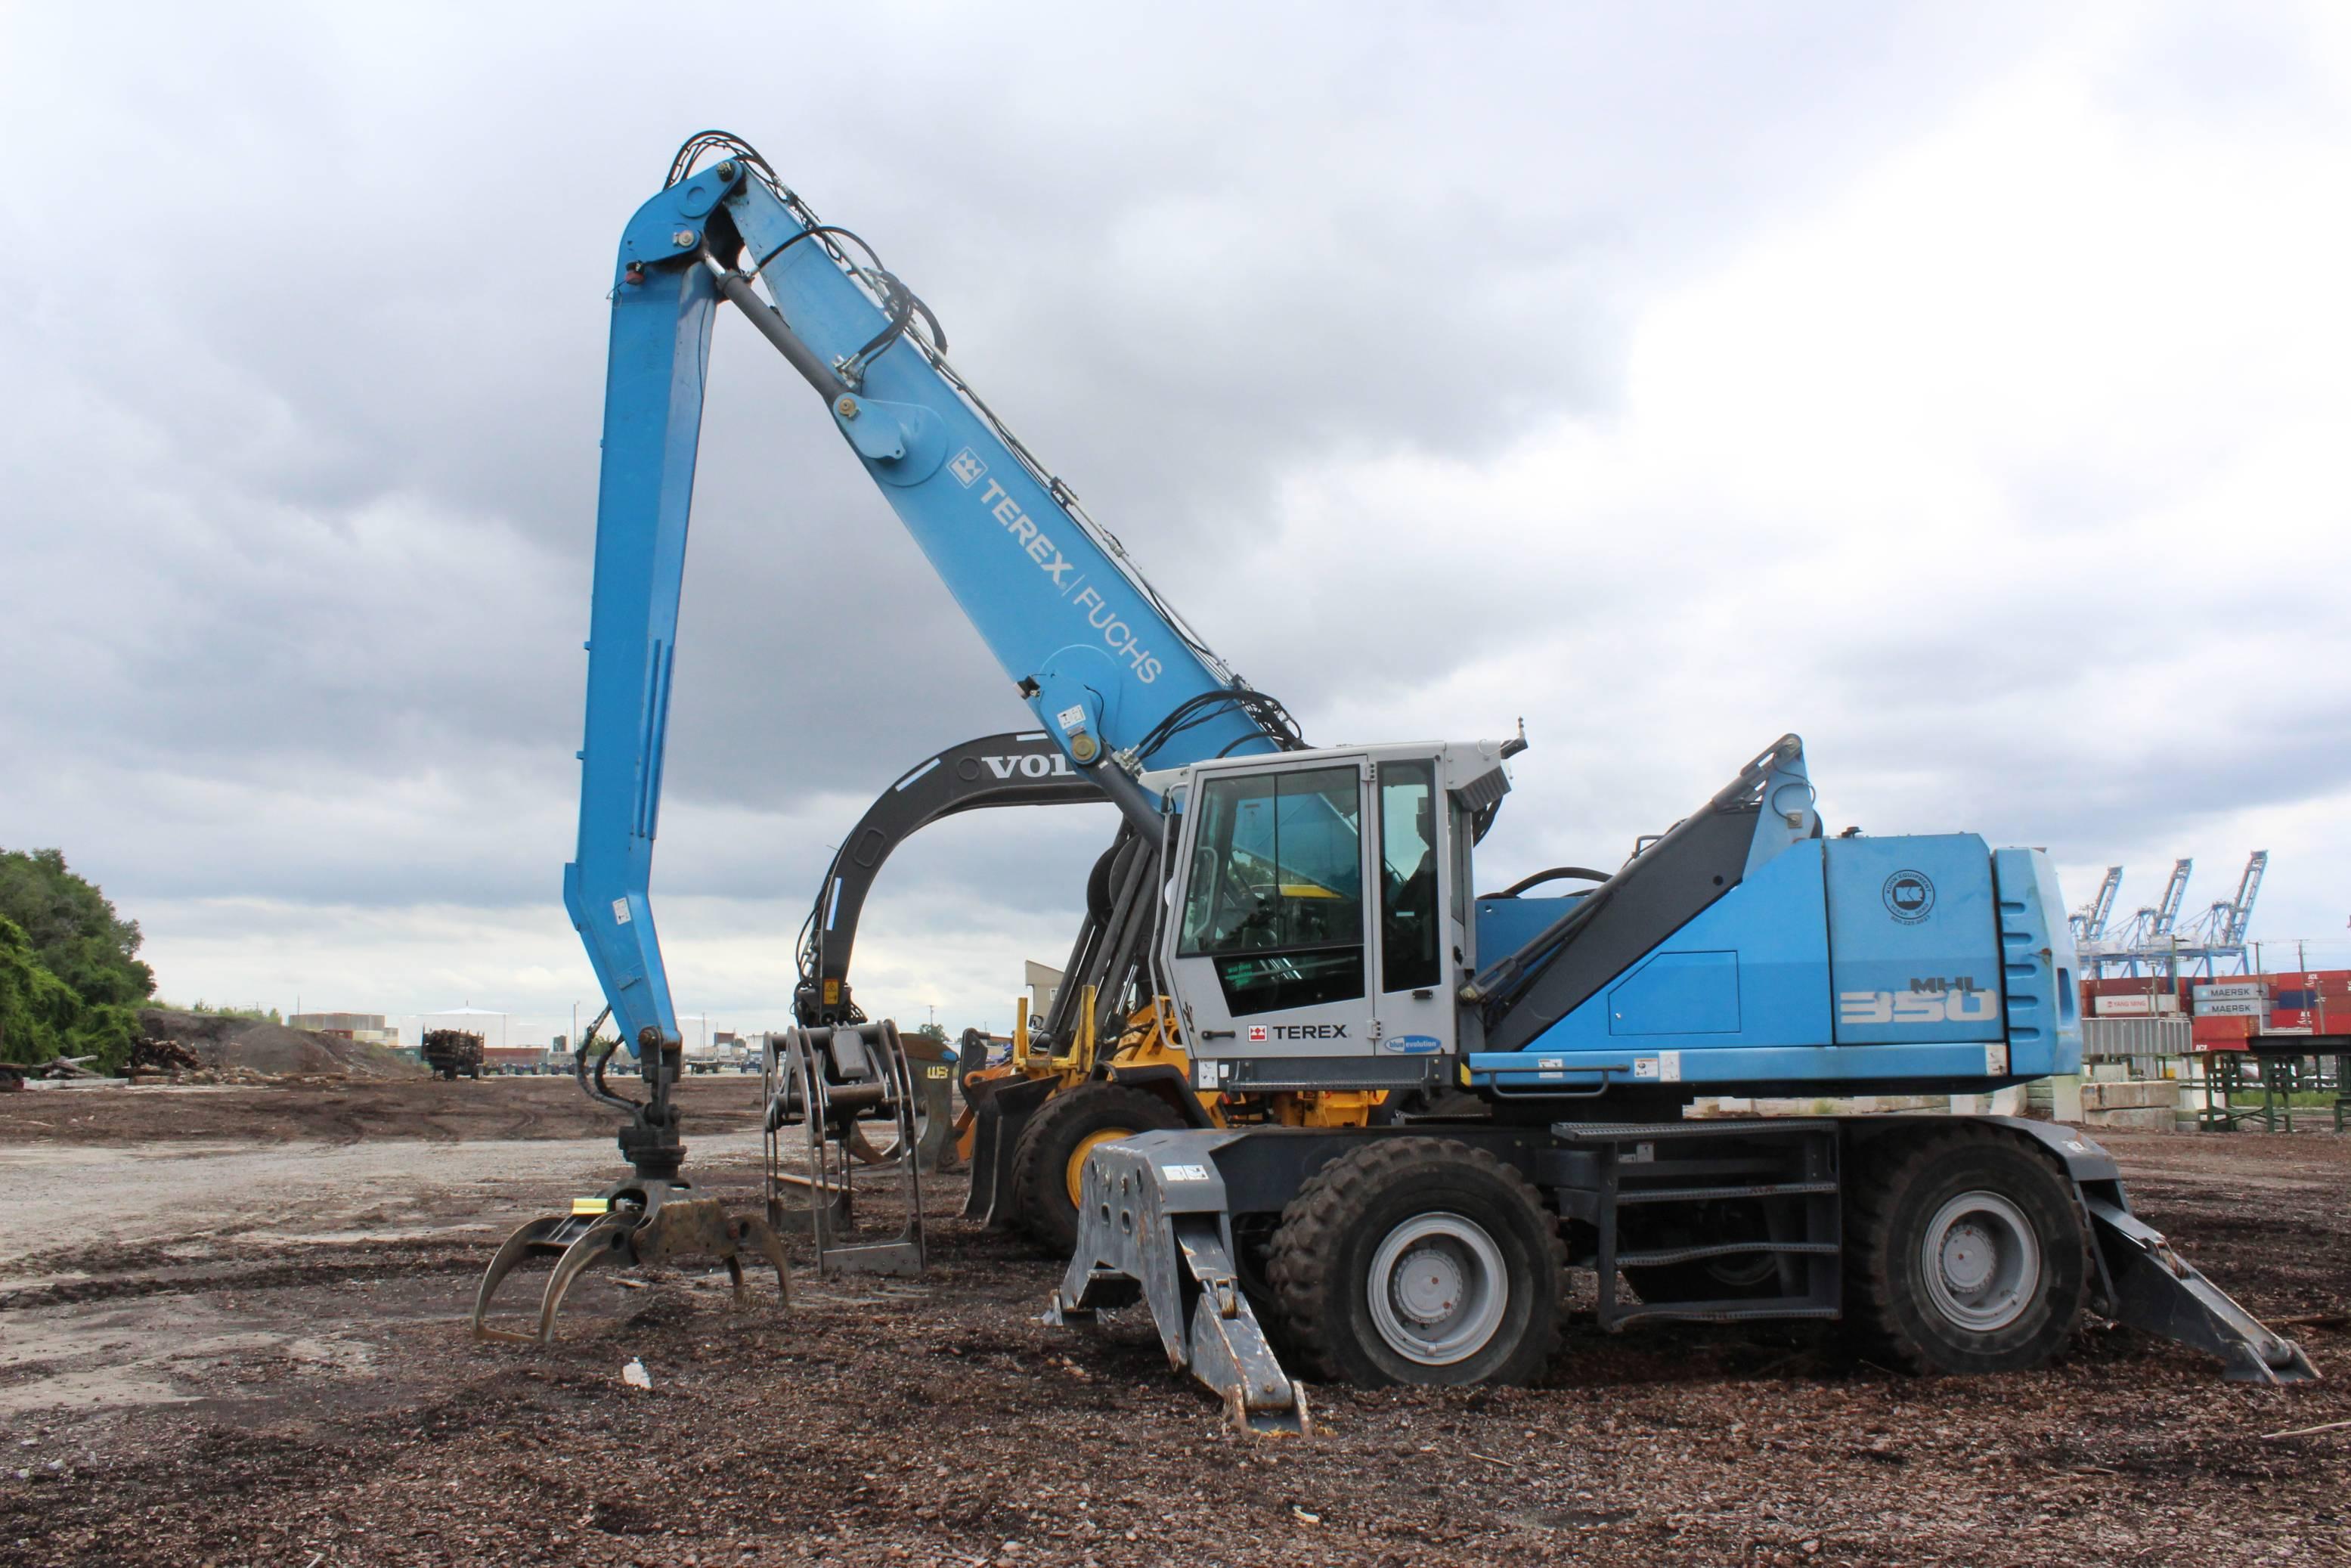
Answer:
[2151,857,2193,936]
[566,135,1291,1053]
[2225,851,2266,946]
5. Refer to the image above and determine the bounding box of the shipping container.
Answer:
[2095,993,2182,1016]
[2084,1015,2191,1059]
[2089,976,2185,995]
[2191,1014,2257,1044]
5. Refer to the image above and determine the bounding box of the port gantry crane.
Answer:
[2226,851,2269,950]
[474,133,2314,1426]
[2068,866,2123,951]
[2168,851,2270,978]
[2153,857,2196,940]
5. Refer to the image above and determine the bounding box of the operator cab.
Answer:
[1147,739,1513,1095]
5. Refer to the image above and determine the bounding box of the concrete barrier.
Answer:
[2083,1106,2177,1131]
[2080,1080,2178,1111]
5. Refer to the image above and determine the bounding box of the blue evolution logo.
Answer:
[1383,1034,1444,1055]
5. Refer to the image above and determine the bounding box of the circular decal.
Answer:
[1882,869,1936,924]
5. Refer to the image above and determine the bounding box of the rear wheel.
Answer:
[1845,1130,2087,1374]
[1007,1082,1185,1256]
[1265,1139,1565,1387]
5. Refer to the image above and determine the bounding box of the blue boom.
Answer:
[566,140,1283,1054]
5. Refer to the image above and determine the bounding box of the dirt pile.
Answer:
[139,1009,426,1080]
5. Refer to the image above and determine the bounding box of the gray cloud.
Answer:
[5,2,2348,1023]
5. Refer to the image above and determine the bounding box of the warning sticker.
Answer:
[1985,1043,2009,1075]
[1161,1164,1212,1182]
[611,898,631,925]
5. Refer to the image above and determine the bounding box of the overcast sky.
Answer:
[4,2,2347,1040]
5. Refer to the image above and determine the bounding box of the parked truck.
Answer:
[421,1029,483,1082]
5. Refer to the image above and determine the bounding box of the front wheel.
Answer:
[1007,1082,1186,1257]
[1265,1139,1565,1387]
[1845,1130,2088,1374]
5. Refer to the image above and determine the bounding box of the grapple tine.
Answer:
[534,1213,634,1345]
[736,1214,791,1308]
[472,1216,577,1344]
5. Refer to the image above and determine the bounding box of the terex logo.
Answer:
[962,469,1163,684]
[1267,1023,1349,1040]
[981,752,1079,780]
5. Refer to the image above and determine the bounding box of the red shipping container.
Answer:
[2255,972,2351,995]
[2192,1015,2257,1044]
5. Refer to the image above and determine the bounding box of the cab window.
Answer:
[1377,761,1441,993]
[1179,766,1364,1015]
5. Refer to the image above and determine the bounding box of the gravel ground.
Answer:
[2,1079,2346,1566]
[0,1074,764,1147]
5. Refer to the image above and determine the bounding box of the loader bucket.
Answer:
[960,1073,1058,1226]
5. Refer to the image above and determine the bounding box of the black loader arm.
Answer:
[796,731,1103,1026]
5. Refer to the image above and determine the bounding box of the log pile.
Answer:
[130,1035,204,1076]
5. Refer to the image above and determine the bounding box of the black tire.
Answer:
[1085,841,1122,925]
[1265,1139,1566,1388]
[1007,1082,1185,1257]
[1845,1129,2088,1374]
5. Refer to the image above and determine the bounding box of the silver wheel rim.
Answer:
[1366,1213,1509,1366]
[1919,1190,2040,1333]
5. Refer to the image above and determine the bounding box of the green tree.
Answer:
[912,1021,949,1044]
[0,848,155,1006]
[0,915,82,1065]
[0,851,152,1072]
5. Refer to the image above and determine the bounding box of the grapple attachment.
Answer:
[473,1021,790,1345]
[764,1021,926,1277]
[472,1182,790,1344]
